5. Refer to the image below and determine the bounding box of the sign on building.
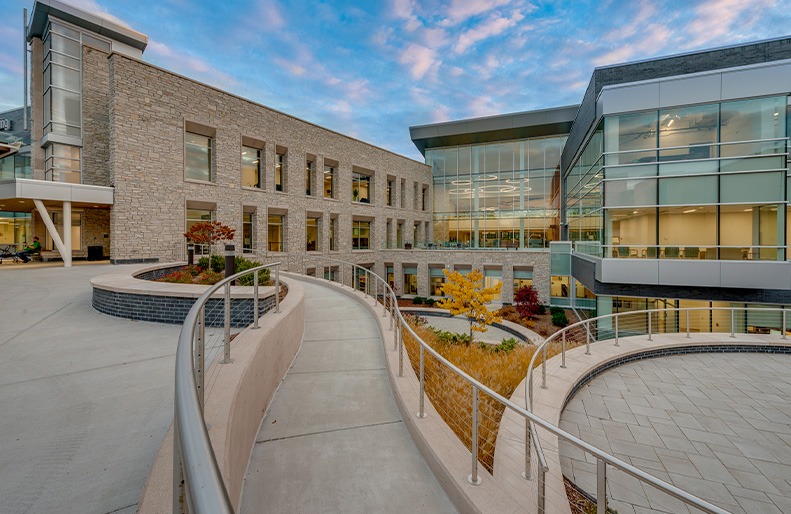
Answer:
[0,119,11,131]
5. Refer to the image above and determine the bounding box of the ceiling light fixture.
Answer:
[683,209,697,213]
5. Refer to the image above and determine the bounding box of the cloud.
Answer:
[66,0,131,28]
[275,58,306,76]
[252,0,286,29]
[467,95,502,118]
[592,22,672,66]
[454,10,525,53]
[146,41,237,88]
[391,0,421,31]
[684,0,775,48]
[399,43,439,79]
[442,0,514,26]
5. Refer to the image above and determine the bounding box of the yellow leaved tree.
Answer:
[437,268,503,341]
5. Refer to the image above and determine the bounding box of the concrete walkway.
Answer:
[0,264,180,514]
[560,352,791,514]
[239,280,456,513]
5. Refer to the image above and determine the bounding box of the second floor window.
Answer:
[324,165,335,198]
[352,220,370,250]
[185,133,211,181]
[352,172,371,203]
[268,214,285,252]
[241,146,261,188]
[306,218,320,251]
[275,153,285,191]
[387,179,394,206]
[306,160,314,195]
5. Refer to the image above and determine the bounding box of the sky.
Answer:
[1,0,790,161]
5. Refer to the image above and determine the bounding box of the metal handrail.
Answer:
[299,256,731,513]
[173,261,281,514]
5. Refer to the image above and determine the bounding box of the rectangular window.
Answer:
[551,275,570,298]
[185,132,212,181]
[352,172,371,203]
[186,209,213,254]
[429,267,445,296]
[514,269,533,291]
[241,146,261,188]
[403,266,418,295]
[45,144,80,183]
[306,217,320,252]
[387,179,394,206]
[352,220,370,250]
[422,186,428,211]
[329,217,337,251]
[306,160,314,196]
[275,153,285,192]
[43,22,82,138]
[324,165,335,198]
[484,268,503,302]
[400,178,406,207]
[386,265,395,288]
[49,211,82,251]
[268,214,285,252]
[243,212,254,251]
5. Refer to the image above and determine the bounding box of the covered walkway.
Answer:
[239,279,456,513]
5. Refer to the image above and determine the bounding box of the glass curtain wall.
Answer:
[569,95,789,260]
[0,212,32,249]
[427,135,567,248]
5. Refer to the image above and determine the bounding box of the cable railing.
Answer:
[298,255,731,514]
[574,241,787,261]
[526,306,789,513]
[173,261,282,514]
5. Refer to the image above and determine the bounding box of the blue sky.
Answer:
[1,0,790,160]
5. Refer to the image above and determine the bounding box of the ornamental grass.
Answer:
[402,320,564,474]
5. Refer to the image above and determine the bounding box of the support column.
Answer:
[33,199,68,267]
[63,201,72,267]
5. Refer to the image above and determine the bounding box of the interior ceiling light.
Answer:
[451,179,472,185]
[683,208,697,213]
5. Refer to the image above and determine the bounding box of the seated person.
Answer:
[16,236,41,263]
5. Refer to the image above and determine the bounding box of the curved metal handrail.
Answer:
[300,256,731,513]
[173,261,281,514]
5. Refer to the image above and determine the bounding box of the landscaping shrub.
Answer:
[514,285,541,319]
[193,270,223,285]
[549,306,564,316]
[431,329,472,345]
[197,254,224,272]
[424,298,436,307]
[552,311,569,327]
[403,313,428,327]
[234,256,270,286]
[412,296,425,305]
[482,337,520,353]
[537,304,547,315]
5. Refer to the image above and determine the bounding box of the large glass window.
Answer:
[429,267,445,296]
[403,266,418,295]
[242,212,254,251]
[268,214,285,252]
[185,133,211,181]
[352,220,370,250]
[241,146,261,188]
[43,22,82,138]
[352,172,371,203]
[324,165,335,198]
[275,153,285,192]
[720,204,780,260]
[658,206,716,258]
[484,268,503,302]
[604,111,657,166]
[306,160,314,195]
[45,144,80,183]
[49,211,82,251]
[306,217,320,251]
[186,209,213,254]
[658,104,719,161]
[387,179,394,206]
[0,212,32,248]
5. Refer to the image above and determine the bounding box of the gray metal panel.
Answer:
[657,260,722,287]
[720,261,791,289]
[721,61,791,101]
[600,82,660,115]
[600,259,659,284]
[659,74,722,108]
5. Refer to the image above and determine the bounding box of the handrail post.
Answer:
[222,282,231,364]
[585,323,591,355]
[468,385,481,485]
[537,463,546,514]
[730,308,735,338]
[275,266,280,314]
[390,292,395,332]
[398,320,404,377]
[783,309,787,340]
[382,280,387,316]
[561,331,566,368]
[647,311,653,341]
[523,421,532,480]
[597,458,607,513]
[614,315,619,346]
[253,270,260,329]
[686,310,691,338]
[173,417,185,513]
[418,344,426,418]
[541,346,547,389]
[196,307,205,410]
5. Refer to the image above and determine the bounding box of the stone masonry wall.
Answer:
[107,53,433,265]
[81,46,111,186]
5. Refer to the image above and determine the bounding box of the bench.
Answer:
[40,250,88,262]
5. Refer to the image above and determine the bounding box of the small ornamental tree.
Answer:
[184,221,235,257]
[437,268,503,341]
[514,285,541,319]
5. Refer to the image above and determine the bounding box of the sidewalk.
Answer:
[239,280,456,513]
[0,264,180,514]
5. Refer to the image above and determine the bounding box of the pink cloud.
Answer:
[685,0,775,48]
[442,0,515,26]
[146,40,238,89]
[399,43,439,79]
[454,11,525,54]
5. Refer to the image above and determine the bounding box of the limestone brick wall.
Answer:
[83,208,111,257]
[81,46,111,186]
[107,54,433,264]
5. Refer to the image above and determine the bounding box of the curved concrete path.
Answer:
[239,280,456,513]
[0,264,180,514]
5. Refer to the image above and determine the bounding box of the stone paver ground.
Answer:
[559,352,791,514]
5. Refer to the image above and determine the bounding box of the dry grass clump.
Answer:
[402,321,564,473]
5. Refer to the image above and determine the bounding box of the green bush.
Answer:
[482,337,521,353]
[552,311,569,327]
[424,298,436,307]
[537,304,547,315]
[234,256,270,286]
[549,306,564,315]
[197,254,224,272]
[432,328,472,345]
[412,296,425,305]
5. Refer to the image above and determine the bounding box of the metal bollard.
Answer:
[222,282,231,364]
[253,270,260,329]
[187,243,194,265]
[468,385,481,485]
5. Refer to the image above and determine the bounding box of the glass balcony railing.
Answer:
[575,242,787,261]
